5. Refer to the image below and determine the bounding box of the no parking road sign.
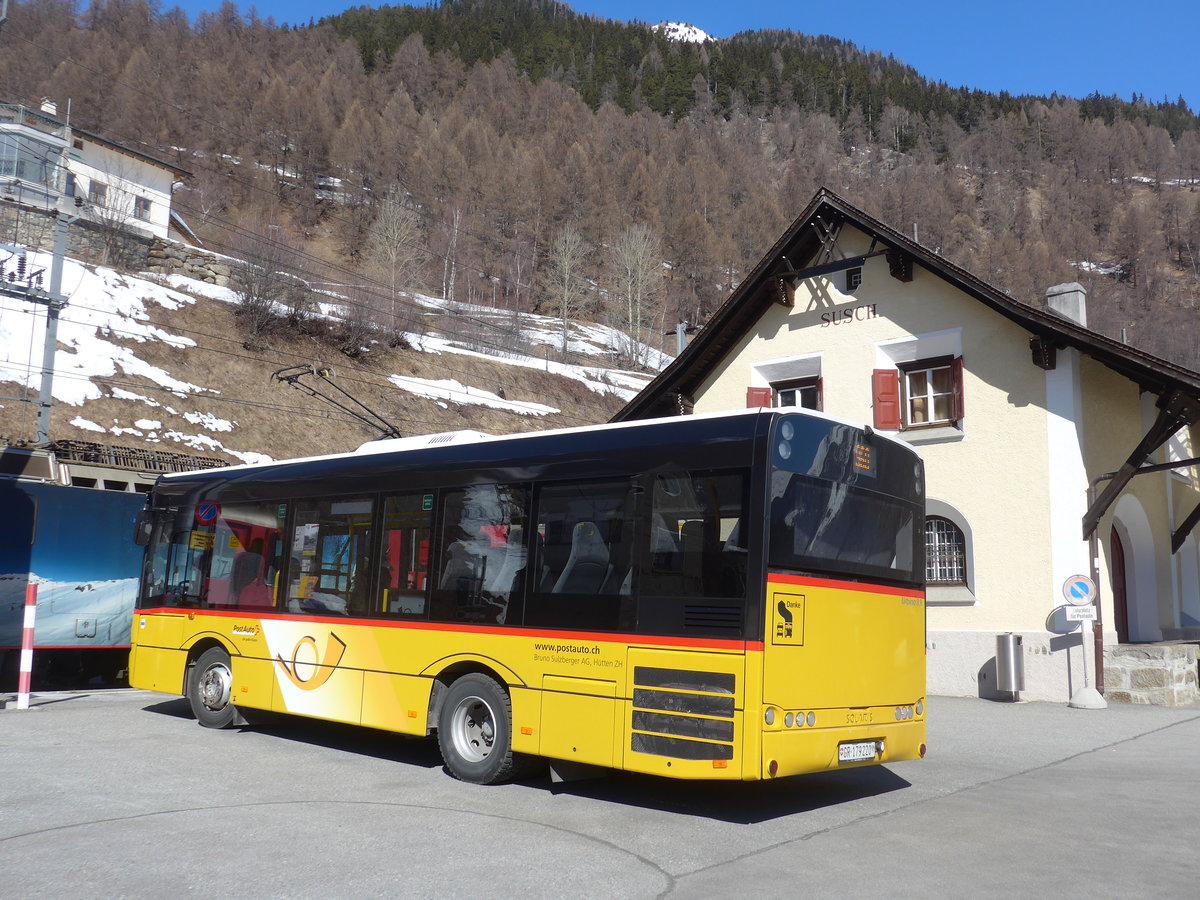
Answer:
[1063,574,1097,606]
[195,500,221,526]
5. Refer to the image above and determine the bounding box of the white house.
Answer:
[616,189,1200,706]
[1,99,190,242]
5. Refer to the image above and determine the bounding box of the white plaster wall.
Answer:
[67,140,174,239]
[927,627,1109,702]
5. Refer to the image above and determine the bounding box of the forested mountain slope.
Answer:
[2,0,1197,377]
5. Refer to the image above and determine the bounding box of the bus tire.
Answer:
[187,647,237,729]
[437,673,517,785]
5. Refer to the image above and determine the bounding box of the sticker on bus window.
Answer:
[772,593,805,645]
[189,531,214,550]
[853,442,875,475]
[422,494,433,511]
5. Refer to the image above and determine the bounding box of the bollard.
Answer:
[16,584,37,710]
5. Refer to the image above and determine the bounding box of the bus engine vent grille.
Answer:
[683,604,742,632]
[630,666,736,761]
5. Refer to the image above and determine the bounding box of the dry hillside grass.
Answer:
[0,277,633,465]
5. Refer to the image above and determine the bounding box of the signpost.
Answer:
[1063,574,1106,710]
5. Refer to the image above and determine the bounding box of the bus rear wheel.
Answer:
[187,647,237,729]
[437,673,517,784]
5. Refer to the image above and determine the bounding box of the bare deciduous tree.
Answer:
[606,223,663,366]
[368,191,427,341]
[337,287,380,359]
[231,223,295,349]
[544,224,590,354]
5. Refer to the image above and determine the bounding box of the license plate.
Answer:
[838,740,879,763]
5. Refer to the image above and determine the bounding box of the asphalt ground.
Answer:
[2,690,1198,898]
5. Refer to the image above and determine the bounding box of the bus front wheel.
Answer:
[437,673,517,784]
[187,647,237,729]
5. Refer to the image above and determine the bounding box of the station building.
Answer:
[616,189,1200,705]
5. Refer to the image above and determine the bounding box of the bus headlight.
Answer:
[806,712,815,727]
[916,700,924,716]
[764,707,776,726]
[784,712,794,728]
[778,441,792,460]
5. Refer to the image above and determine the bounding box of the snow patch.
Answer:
[69,416,106,433]
[652,22,713,43]
[387,375,559,416]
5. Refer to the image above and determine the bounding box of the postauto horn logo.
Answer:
[275,632,347,690]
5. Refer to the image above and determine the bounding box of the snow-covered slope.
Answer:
[0,253,663,463]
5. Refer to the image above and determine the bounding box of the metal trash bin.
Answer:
[996,633,1025,693]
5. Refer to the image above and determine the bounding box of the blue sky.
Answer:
[180,1,1196,112]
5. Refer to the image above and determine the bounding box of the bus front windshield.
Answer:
[768,416,923,587]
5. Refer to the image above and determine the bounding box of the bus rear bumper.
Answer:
[759,719,926,780]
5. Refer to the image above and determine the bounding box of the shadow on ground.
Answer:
[141,697,910,823]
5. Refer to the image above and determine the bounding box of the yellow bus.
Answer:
[130,409,925,784]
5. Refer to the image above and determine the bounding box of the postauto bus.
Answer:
[130,409,926,784]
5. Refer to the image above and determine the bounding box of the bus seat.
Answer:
[439,540,476,591]
[680,520,705,590]
[551,521,610,594]
[230,551,269,607]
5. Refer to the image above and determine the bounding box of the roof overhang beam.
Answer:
[1082,389,1200,539]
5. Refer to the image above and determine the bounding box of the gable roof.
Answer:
[71,124,193,179]
[614,188,1200,422]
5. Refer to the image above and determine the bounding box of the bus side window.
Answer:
[285,497,374,617]
[379,493,433,617]
[641,470,749,603]
[526,478,636,631]
[206,500,288,610]
[430,484,526,625]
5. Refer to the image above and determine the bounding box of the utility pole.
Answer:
[0,210,77,444]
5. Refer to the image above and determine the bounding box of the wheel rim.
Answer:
[449,695,496,763]
[198,661,232,712]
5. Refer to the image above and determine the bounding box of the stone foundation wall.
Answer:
[143,238,231,286]
[0,203,150,269]
[1104,644,1199,706]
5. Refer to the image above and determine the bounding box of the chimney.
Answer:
[1045,282,1087,328]
[39,97,58,116]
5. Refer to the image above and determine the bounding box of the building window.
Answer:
[845,266,863,293]
[72,138,83,150]
[773,376,822,411]
[64,172,76,197]
[872,356,964,431]
[900,356,961,427]
[925,516,966,585]
[88,180,107,207]
[134,196,151,220]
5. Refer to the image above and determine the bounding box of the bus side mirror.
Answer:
[133,507,154,546]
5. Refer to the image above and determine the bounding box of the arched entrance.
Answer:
[1110,495,1162,642]
[1109,527,1129,643]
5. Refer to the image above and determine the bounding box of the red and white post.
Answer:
[16,583,37,710]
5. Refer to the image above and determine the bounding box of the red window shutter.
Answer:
[747,386,772,408]
[951,356,965,422]
[814,376,824,412]
[872,369,901,430]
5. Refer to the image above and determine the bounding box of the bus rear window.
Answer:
[768,473,921,585]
